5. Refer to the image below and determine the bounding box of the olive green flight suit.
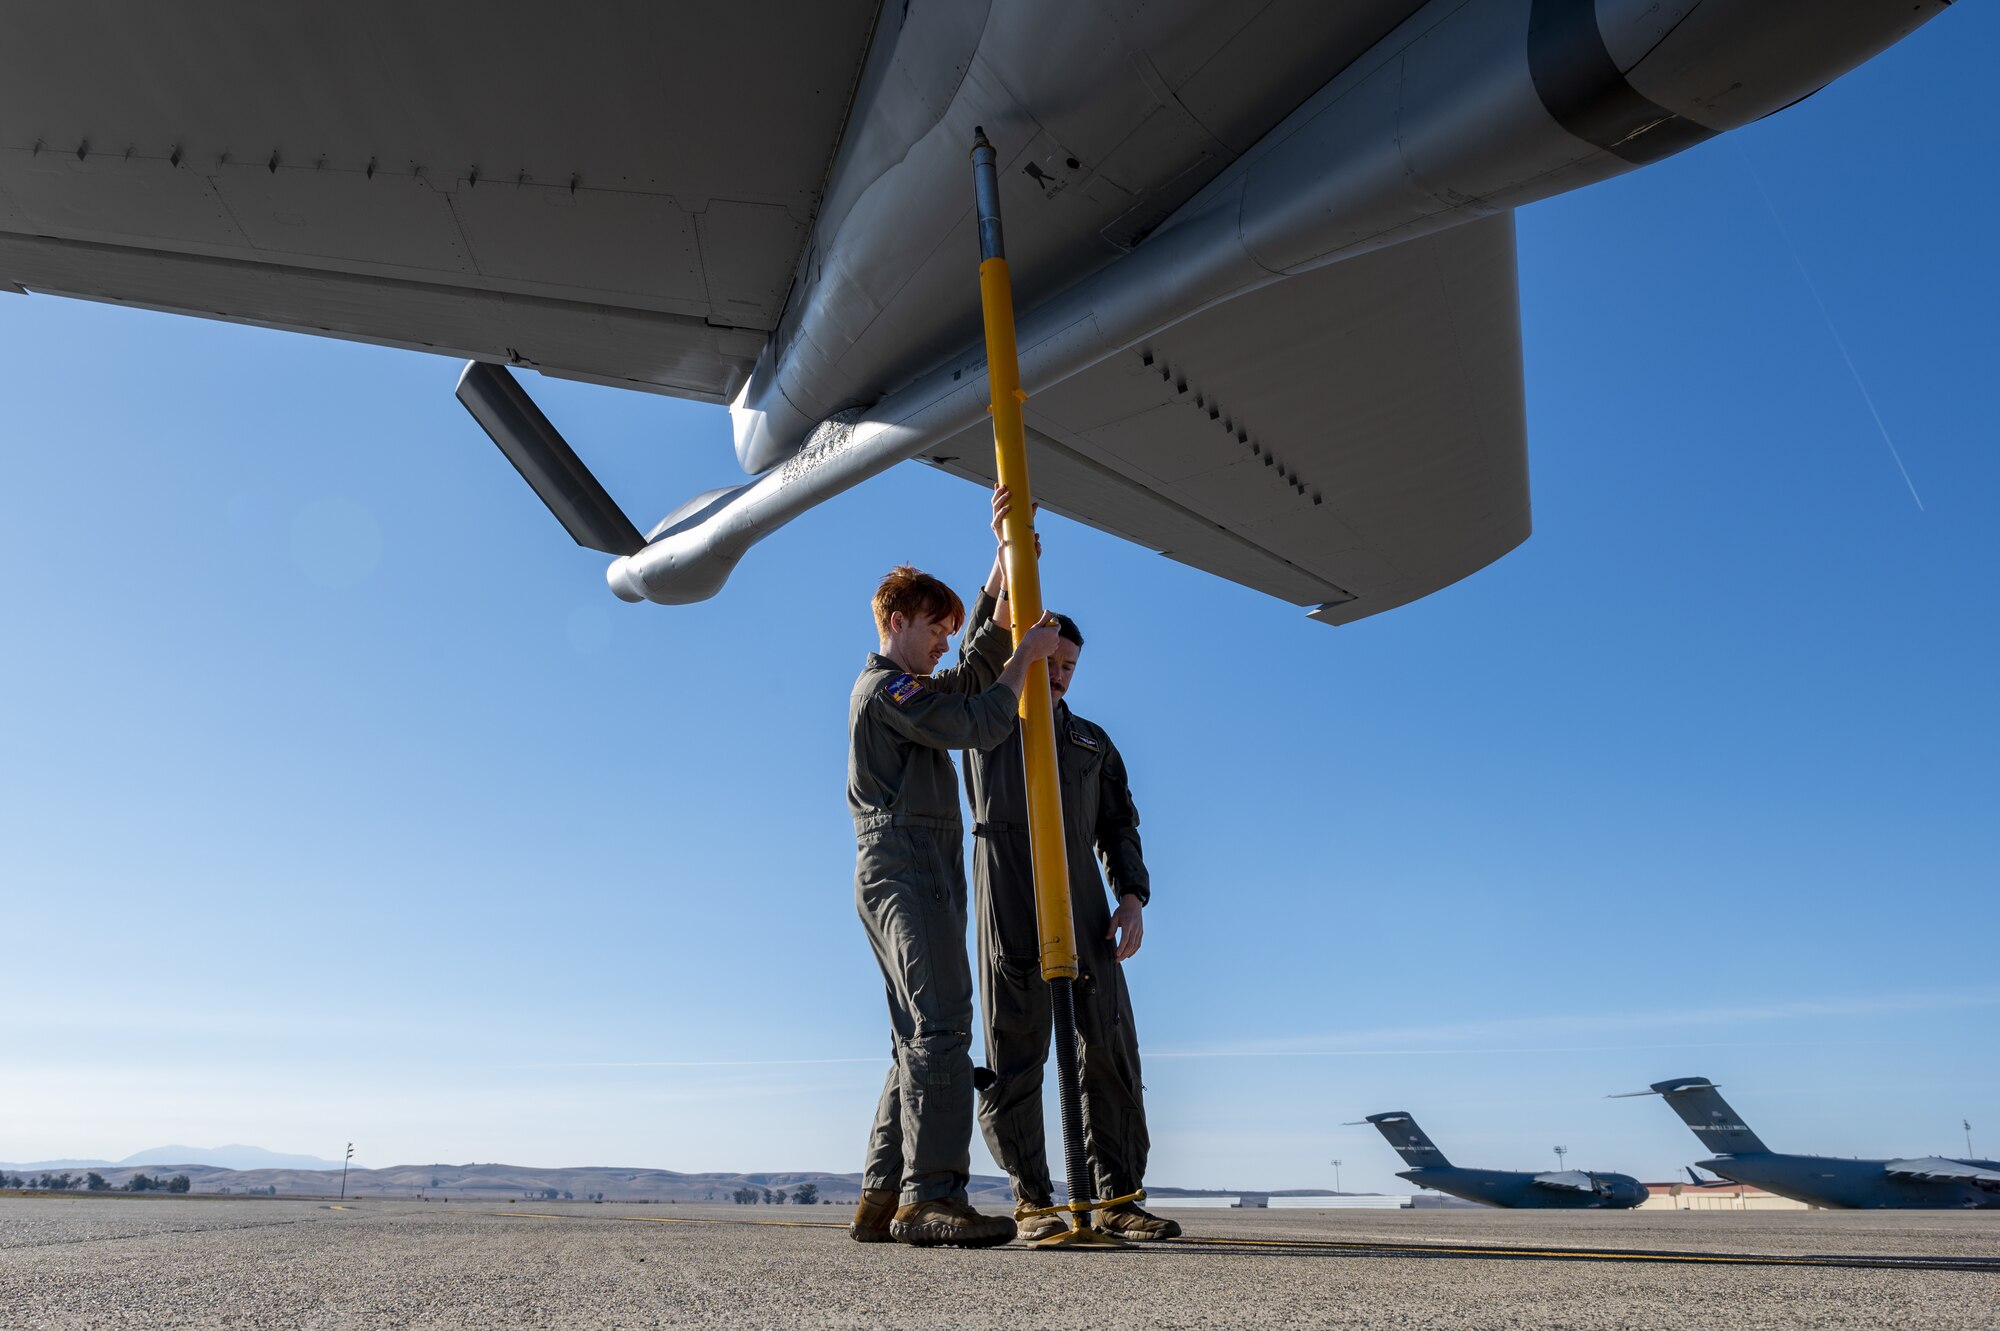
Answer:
[959,592,1152,1206]
[849,614,1015,1206]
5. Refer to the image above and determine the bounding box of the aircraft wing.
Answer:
[1884,1158,2000,1187]
[4,3,1525,626]
[1528,1171,1601,1193]
[927,214,1529,625]
[0,3,882,404]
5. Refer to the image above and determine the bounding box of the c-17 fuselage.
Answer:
[1624,1078,2000,1210]
[1356,1112,1648,1210]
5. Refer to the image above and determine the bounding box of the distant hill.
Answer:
[0,1158,1357,1205]
[1,1162,1009,1204]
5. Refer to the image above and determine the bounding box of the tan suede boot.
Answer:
[1013,1199,1067,1243]
[1098,1202,1182,1240]
[849,1188,898,1243]
[888,1198,1016,1248]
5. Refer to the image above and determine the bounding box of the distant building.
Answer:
[1230,1193,1270,1208]
[1638,1182,1811,1212]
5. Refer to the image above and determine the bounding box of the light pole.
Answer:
[340,1143,354,1200]
[1967,1120,1976,1158]
[1331,1159,1343,1194]
[1554,1146,1568,1172]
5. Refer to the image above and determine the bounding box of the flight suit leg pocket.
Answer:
[854,830,934,1032]
[986,955,1052,1084]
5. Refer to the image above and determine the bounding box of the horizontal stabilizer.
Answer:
[455,361,645,557]
[925,214,1528,625]
[1884,1158,2000,1187]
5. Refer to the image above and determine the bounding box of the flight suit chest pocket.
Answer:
[1059,728,1103,810]
[1061,727,1102,764]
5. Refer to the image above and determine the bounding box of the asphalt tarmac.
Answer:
[2,1195,1996,1329]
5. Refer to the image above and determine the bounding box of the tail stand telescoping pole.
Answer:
[970,129,1144,1250]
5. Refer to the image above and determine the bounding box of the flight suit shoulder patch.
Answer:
[1068,727,1100,750]
[882,673,924,706]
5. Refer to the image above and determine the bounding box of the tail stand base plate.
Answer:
[1035,1223,1133,1250]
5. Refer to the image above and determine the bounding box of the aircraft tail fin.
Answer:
[1647,1077,1770,1155]
[1362,1112,1452,1168]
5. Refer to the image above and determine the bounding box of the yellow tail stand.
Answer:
[971,129,1137,1251]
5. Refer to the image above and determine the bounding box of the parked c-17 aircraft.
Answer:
[1355,1112,1648,1209]
[0,2,1954,620]
[1619,1078,2000,1210]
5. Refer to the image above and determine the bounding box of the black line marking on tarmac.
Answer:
[490,1213,2000,1273]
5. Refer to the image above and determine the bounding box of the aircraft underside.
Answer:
[0,0,1953,618]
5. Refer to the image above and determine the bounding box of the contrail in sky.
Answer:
[1170,988,1999,1059]
[520,1057,885,1069]
[521,992,1995,1071]
[1150,1040,1859,1060]
[1737,142,1924,511]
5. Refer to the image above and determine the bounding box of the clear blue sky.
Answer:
[3,10,1993,1193]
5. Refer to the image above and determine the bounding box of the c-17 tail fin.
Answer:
[1621,1077,1770,1155]
[1361,1111,1452,1169]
